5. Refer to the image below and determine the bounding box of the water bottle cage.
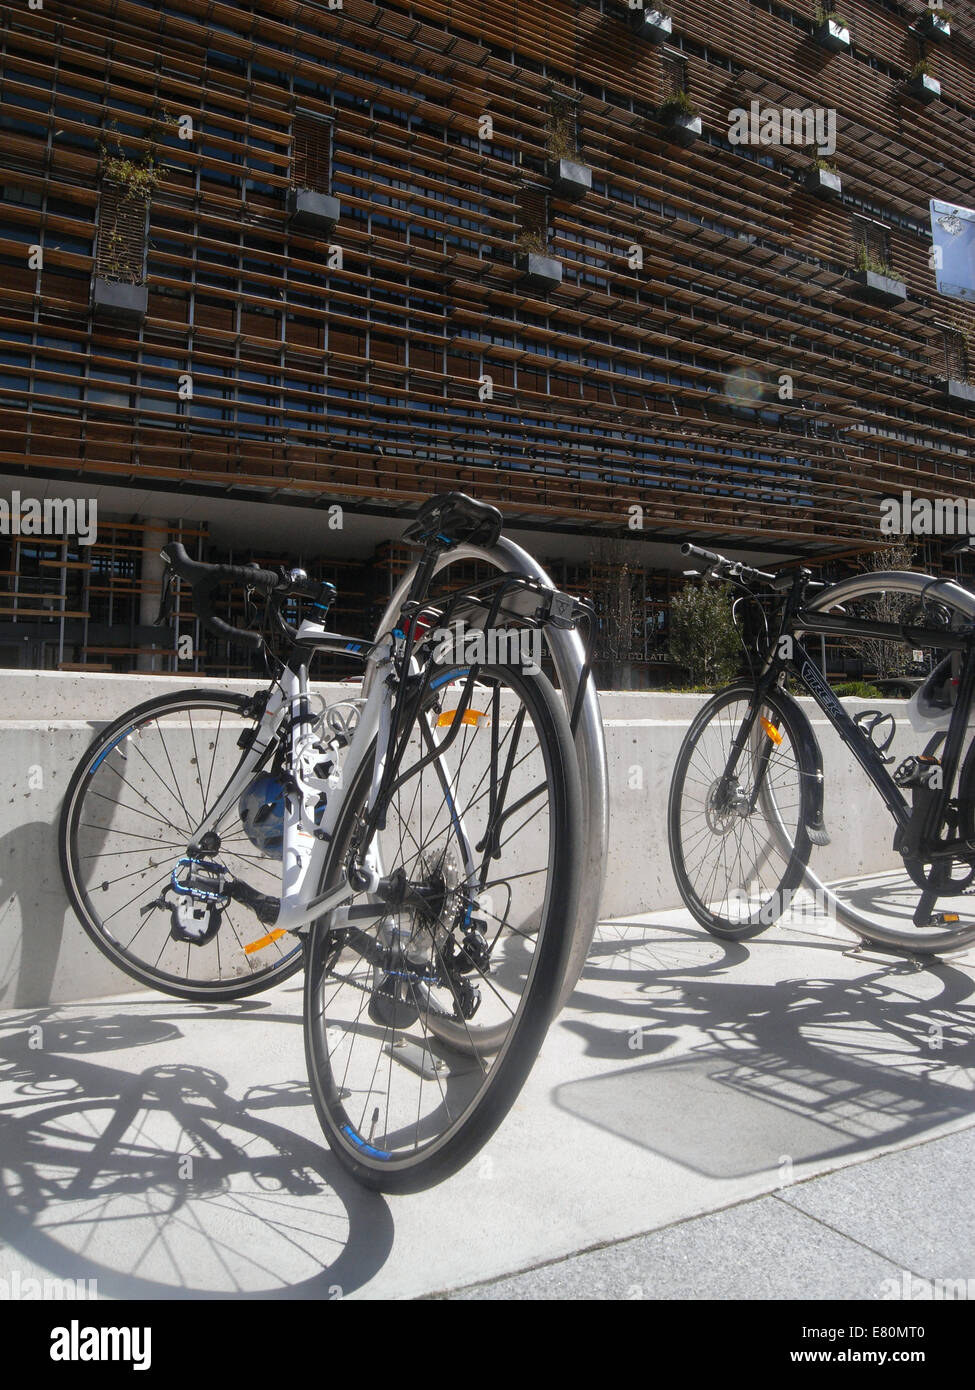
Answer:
[853,709,896,764]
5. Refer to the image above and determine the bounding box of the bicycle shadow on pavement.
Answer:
[554,919,975,1180]
[0,1002,394,1298]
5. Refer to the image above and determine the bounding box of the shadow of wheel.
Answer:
[0,1061,394,1299]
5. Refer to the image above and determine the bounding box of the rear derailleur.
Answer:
[367,911,491,1029]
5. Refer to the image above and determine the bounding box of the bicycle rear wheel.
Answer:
[303,661,582,1192]
[791,571,975,955]
[59,689,303,999]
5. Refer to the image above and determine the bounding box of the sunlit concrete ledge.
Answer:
[0,672,927,1006]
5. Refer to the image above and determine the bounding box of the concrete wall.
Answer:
[0,673,929,1007]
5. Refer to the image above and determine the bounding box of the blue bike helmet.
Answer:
[238,773,286,857]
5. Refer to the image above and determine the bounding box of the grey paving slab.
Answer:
[780,1126,975,1290]
[445,1195,906,1300]
[0,910,973,1299]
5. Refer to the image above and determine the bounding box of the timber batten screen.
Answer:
[0,0,973,669]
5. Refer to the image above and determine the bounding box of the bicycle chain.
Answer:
[321,963,455,1021]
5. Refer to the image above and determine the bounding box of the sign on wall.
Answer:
[930,199,975,302]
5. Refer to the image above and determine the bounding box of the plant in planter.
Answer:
[545,116,592,200]
[92,152,156,323]
[514,230,563,294]
[813,6,852,52]
[659,90,703,146]
[942,378,975,404]
[915,8,951,41]
[804,156,842,196]
[905,58,942,103]
[854,244,892,276]
[851,244,908,306]
[630,6,672,42]
[91,276,149,321]
[102,154,161,202]
[941,329,975,402]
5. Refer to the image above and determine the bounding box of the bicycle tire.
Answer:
[303,661,582,1192]
[375,538,608,1010]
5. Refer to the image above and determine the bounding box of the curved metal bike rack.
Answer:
[375,535,609,1007]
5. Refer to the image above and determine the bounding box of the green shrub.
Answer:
[669,581,741,688]
[831,680,884,699]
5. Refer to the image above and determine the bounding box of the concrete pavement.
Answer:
[1,905,974,1300]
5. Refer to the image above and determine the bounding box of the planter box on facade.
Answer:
[851,269,908,307]
[941,378,975,405]
[546,158,592,200]
[814,18,851,52]
[916,11,950,41]
[804,166,842,197]
[631,8,672,40]
[91,277,148,324]
[515,252,563,294]
[287,188,340,233]
[664,112,703,147]
[905,72,941,103]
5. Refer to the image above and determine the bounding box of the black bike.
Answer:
[669,544,975,956]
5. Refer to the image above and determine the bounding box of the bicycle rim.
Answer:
[669,684,811,939]
[59,690,303,999]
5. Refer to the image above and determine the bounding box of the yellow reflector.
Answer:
[760,716,783,745]
[437,708,488,727]
[944,913,960,923]
[244,927,288,955]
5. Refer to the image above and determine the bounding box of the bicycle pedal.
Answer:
[170,896,221,946]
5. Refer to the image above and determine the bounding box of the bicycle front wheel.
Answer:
[59,689,303,1000]
[669,683,813,940]
[304,662,582,1192]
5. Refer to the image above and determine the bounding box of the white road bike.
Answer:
[59,493,591,1190]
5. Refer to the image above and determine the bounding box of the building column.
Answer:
[138,519,167,673]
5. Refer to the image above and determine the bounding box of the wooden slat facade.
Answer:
[0,0,973,671]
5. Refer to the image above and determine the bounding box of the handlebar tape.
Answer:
[160,542,280,652]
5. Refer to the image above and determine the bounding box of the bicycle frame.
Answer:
[177,610,498,939]
[724,580,975,862]
[168,537,595,958]
[182,623,393,934]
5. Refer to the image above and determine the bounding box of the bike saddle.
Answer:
[402,492,503,550]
